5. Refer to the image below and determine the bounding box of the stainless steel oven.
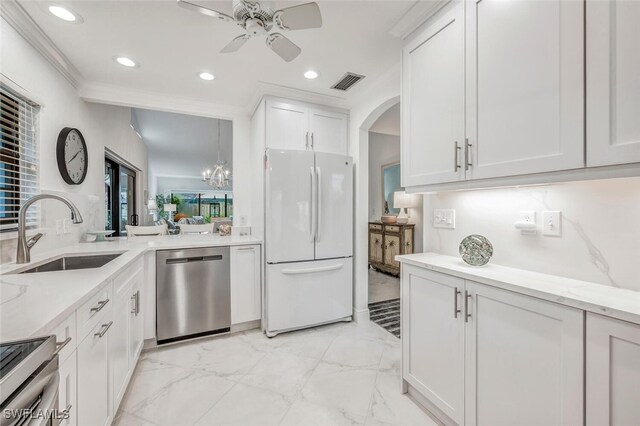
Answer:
[0,336,61,426]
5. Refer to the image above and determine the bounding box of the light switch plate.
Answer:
[542,211,562,237]
[433,209,455,229]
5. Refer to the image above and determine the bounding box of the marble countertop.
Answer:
[0,234,262,342]
[397,252,640,325]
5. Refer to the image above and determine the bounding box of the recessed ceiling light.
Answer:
[199,72,215,81]
[304,70,318,80]
[115,57,138,68]
[48,5,81,22]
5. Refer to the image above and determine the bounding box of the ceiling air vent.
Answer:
[331,72,365,91]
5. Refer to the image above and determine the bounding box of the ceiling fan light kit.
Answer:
[178,0,323,62]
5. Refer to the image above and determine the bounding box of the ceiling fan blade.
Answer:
[273,2,322,31]
[177,0,235,23]
[221,34,250,53]
[266,33,302,62]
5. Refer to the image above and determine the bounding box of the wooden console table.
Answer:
[368,221,415,276]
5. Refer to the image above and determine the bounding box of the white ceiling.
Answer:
[19,0,415,109]
[132,108,233,178]
[369,102,400,136]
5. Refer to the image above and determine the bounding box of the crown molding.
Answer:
[79,82,250,120]
[1,0,82,88]
[389,0,451,40]
[246,81,350,115]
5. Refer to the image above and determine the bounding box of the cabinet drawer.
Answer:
[385,225,400,233]
[77,283,113,341]
[369,223,382,231]
[51,313,76,363]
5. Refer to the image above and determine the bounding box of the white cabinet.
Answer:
[402,1,465,186]
[57,350,77,426]
[465,0,584,179]
[401,266,585,426]
[230,244,261,324]
[586,313,640,426]
[401,266,465,425]
[464,281,584,426]
[112,263,144,410]
[77,304,113,426]
[587,0,640,166]
[265,98,348,155]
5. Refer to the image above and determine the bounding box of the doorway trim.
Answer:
[353,96,401,323]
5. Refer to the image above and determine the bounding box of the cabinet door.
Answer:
[464,281,584,426]
[230,245,261,324]
[369,232,383,263]
[401,265,465,425]
[58,351,77,426]
[402,2,465,186]
[266,99,309,150]
[403,228,414,255]
[309,109,348,155]
[78,318,112,426]
[586,313,640,426]
[130,271,144,366]
[466,0,584,179]
[112,278,133,410]
[587,0,640,166]
[383,234,400,270]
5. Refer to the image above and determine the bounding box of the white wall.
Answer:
[0,18,147,263]
[423,177,640,292]
[368,132,401,221]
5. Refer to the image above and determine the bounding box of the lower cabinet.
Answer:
[77,305,113,426]
[586,313,640,426]
[230,244,261,325]
[402,265,584,426]
[57,351,77,426]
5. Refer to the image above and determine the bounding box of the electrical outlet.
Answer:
[55,220,63,235]
[62,218,72,234]
[543,211,562,237]
[433,209,455,229]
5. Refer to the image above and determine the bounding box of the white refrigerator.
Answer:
[265,149,353,336]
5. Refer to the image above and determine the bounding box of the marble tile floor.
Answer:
[368,269,400,304]
[114,321,439,426]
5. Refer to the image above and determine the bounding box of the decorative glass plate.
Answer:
[86,230,115,242]
[459,234,493,266]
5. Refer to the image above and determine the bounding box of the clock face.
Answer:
[64,130,86,183]
[56,127,88,185]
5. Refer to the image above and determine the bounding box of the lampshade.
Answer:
[393,191,416,209]
[147,199,158,211]
[164,203,176,213]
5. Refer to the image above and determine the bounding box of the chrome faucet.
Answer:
[16,194,83,264]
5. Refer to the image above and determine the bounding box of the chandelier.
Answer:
[202,121,232,189]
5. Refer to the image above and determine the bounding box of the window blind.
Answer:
[0,83,39,232]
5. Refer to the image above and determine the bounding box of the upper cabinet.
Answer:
[466,0,584,179]
[587,0,640,166]
[265,98,348,155]
[402,1,465,186]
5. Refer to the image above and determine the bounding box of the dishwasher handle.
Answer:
[166,255,223,264]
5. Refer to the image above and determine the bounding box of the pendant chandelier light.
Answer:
[202,120,231,189]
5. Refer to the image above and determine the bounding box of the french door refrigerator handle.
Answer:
[310,167,316,242]
[315,167,322,242]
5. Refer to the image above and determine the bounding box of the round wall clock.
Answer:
[56,127,88,185]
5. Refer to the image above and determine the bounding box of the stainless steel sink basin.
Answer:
[18,253,123,274]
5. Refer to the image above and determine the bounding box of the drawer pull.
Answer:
[235,247,255,251]
[53,337,72,356]
[464,291,471,322]
[90,298,110,313]
[94,321,113,338]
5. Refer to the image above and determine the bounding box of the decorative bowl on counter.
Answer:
[459,234,493,266]
[86,230,115,242]
[381,215,397,224]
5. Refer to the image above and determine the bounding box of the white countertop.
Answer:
[397,253,640,325]
[0,234,262,342]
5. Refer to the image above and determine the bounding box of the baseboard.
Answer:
[353,307,370,323]
[230,319,261,333]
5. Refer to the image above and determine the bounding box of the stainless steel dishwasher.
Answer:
[156,246,230,344]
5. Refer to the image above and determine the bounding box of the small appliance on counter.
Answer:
[0,335,62,426]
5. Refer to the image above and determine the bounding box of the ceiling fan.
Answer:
[177,0,323,62]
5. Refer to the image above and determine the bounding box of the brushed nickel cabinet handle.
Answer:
[465,138,472,171]
[94,321,113,338]
[464,291,471,322]
[90,298,109,313]
[311,132,315,149]
[454,287,461,319]
[305,131,309,149]
[53,337,72,356]
[454,141,461,172]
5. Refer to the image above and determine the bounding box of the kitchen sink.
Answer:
[17,253,123,274]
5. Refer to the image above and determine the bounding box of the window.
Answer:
[0,84,39,232]
[105,156,137,236]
